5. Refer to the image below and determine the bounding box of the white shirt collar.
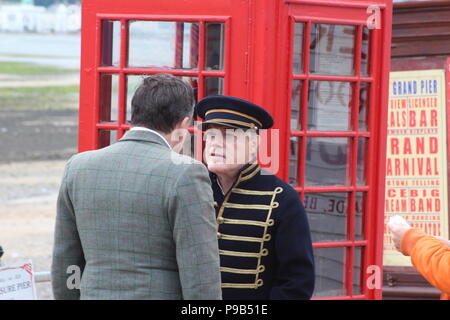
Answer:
[130,127,172,149]
[216,178,226,195]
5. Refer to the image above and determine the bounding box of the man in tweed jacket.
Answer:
[51,74,222,300]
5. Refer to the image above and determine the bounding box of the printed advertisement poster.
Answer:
[0,261,36,300]
[383,69,449,266]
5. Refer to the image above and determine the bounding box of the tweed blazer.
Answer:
[51,129,222,300]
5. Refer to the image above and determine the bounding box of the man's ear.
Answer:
[177,117,191,130]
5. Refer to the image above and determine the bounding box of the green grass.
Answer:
[0,61,77,75]
[0,85,80,110]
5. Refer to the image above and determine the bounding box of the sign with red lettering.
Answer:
[384,70,449,266]
[0,261,36,300]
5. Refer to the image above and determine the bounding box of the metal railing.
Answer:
[0,245,51,284]
[35,271,51,283]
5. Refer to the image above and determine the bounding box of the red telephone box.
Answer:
[78,0,393,299]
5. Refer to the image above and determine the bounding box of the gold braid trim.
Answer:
[222,281,263,289]
[240,162,258,175]
[232,188,278,196]
[240,166,261,181]
[223,218,274,227]
[223,202,279,210]
[252,187,283,287]
[220,267,259,275]
[220,234,266,243]
[205,109,263,127]
[207,118,257,129]
[219,249,261,258]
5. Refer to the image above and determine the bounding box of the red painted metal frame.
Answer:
[92,16,230,151]
[79,0,393,300]
[273,0,392,300]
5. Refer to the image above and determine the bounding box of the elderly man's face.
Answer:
[204,124,258,175]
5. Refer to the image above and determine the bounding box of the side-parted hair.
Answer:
[131,74,195,133]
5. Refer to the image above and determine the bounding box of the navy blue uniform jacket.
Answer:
[210,162,315,299]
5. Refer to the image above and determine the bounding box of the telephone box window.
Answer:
[99,130,118,148]
[361,27,371,77]
[128,21,200,69]
[205,23,225,71]
[126,75,146,123]
[309,24,356,76]
[291,80,302,131]
[313,247,346,298]
[355,192,366,241]
[204,77,223,96]
[101,20,121,67]
[289,136,300,187]
[306,192,349,243]
[358,82,370,132]
[308,81,352,131]
[353,247,363,295]
[99,74,119,122]
[357,137,368,186]
[292,23,304,74]
[305,137,351,187]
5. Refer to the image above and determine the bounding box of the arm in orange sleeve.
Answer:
[400,228,450,295]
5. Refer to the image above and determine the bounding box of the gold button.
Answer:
[217,217,225,224]
[217,232,222,239]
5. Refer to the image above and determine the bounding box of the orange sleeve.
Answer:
[400,228,450,295]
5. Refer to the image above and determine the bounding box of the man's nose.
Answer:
[209,135,225,148]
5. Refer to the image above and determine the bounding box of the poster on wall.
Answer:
[383,69,449,266]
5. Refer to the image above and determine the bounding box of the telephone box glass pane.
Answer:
[313,247,346,298]
[305,137,351,186]
[126,75,145,123]
[99,74,119,122]
[98,130,117,148]
[304,192,349,242]
[126,76,199,123]
[361,27,370,77]
[204,77,223,97]
[357,137,368,185]
[128,21,199,69]
[353,247,363,295]
[359,82,370,132]
[101,20,120,67]
[355,192,366,240]
[292,23,304,74]
[291,80,302,131]
[205,23,225,71]
[289,136,300,187]
[309,24,356,76]
[308,81,352,131]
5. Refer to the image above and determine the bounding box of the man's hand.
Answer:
[388,215,412,252]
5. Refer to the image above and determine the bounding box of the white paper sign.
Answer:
[0,261,36,300]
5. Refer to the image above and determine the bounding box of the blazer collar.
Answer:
[119,129,171,149]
